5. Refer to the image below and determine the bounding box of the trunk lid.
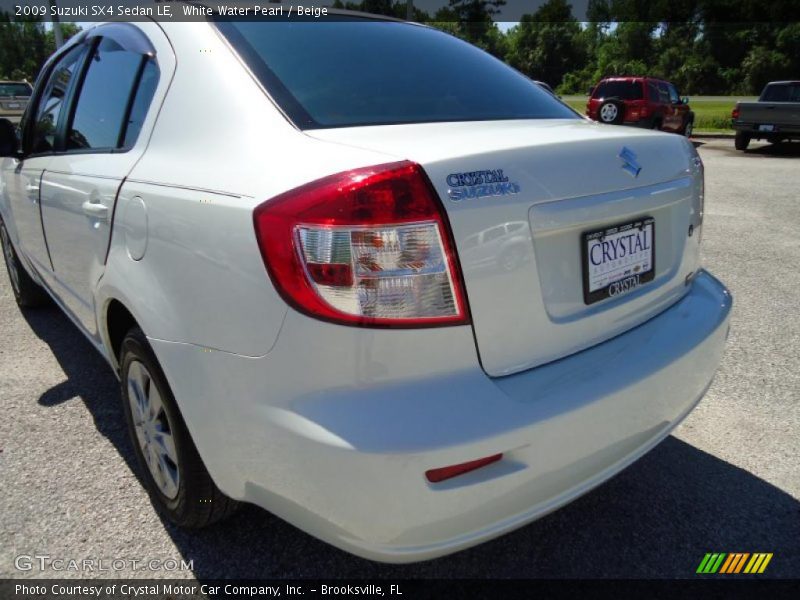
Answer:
[307,119,703,376]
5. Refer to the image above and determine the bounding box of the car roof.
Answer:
[600,76,669,83]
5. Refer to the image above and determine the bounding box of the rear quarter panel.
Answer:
[98,22,406,359]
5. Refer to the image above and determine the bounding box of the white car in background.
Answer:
[0,16,731,563]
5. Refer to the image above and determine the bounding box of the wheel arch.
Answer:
[105,299,140,368]
[98,294,151,374]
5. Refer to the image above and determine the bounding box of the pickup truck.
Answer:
[732,81,800,150]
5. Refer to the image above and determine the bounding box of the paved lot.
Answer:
[1,139,798,580]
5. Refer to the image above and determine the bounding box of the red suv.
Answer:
[587,77,694,137]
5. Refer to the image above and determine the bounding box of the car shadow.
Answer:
[743,141,800,158]
[23,305,139,476]
[22,305,800,579]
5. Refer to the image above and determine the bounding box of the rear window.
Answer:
[216,20,578,129]
[0,83,32,97]
[761,83,800,102]
[593,80,644,101]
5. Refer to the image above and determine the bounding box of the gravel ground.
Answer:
[1,139,798,580]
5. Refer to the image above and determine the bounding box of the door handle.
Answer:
[82,201,109,221]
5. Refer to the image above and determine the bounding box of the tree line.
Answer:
[2,0,798,96]
[0,13,79,83]
[335,0,800,95]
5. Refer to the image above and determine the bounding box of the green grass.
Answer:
[561,96,757,133]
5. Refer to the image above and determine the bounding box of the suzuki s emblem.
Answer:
[619,147,641,178]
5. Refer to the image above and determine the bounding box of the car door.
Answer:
[1,45,87,276]
[657,82,679,131]
[39,26,161,337]
[668,83,688,130]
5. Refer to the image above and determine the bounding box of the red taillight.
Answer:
[732,106,740,120]
[426,454,503,483]
[640,105,650,118]
[254,161,470,328]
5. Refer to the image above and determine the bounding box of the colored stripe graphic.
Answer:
[758,554,774,573]
[720,553,749,573]
[699,553,773,574]
[734,553,750,573]
[697,553,727,573]
[719,554,736,574]
[696,554,713,573]
[744,553,774,574]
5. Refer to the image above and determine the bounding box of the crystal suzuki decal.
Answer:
[446,169,521,202]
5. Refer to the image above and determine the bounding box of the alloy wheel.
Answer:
[600,103,618,122]
[127,360,180,499]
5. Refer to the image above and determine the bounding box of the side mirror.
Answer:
[681,96,690,105]
[0,118,20,158]
[587,86,595,96]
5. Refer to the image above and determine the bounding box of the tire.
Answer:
[0,219,49,308]
[735,131,751,151]
[598,99,625,125]
[681,115,695,138]
[120,327,239,528]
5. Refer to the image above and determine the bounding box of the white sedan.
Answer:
[0,16,731,562]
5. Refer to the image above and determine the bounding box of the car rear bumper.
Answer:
[150,270,731,563]
[732,122,800,136]
[623,118,658,129]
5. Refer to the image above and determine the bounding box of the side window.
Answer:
[658,83,671,105]
[31,45,85,155]
[647,82,660,103]
[484,226,506,243]
[123,59,159,148]
[668,84,680,104]
[67,37,154,151]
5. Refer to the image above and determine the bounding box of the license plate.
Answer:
[759,124,774,132]
[6,103,20,109]
[581,217,655,305]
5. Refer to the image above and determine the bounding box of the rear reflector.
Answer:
[425,454,503,483]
